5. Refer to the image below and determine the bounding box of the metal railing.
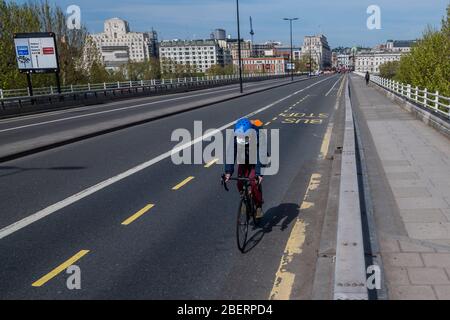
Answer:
[0,73,295,99]
[355,72,450,119]
[0,72,305,117]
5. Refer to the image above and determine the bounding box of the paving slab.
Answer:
[390,285,436,300]
[350,74,450,299]
[434,285,450,299]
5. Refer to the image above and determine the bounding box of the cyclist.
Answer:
[365,71,370,86]
[224,118,264,219]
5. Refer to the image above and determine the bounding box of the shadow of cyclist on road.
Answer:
[260,203,300,233]
[241,203,300,253]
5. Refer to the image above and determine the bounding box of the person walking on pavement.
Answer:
[365,71,370,86]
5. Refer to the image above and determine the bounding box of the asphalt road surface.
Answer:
[0,74,345,299]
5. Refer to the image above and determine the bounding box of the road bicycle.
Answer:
[222,175,260,252]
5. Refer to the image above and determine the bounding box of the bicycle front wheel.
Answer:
[236,198,250,252]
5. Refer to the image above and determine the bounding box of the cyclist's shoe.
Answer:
[256,207,264,219]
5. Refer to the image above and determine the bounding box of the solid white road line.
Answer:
[0,76,334,240]
[325,76,343,97]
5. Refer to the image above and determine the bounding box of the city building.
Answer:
[228,39,252,60]
[337,54,351,69]
[210,28,226,41]
[385,40,417,53]
[212,29,233,65]
[353,39,416,74]
[332,52,338,68]
[239,57,286,74]
[159,39,225,73]
[355,51,402,74]
[90,18,156,70]
[301,34,332,70]
[147,30,159,59]
[273,45,301,61]
[251,42,280,57]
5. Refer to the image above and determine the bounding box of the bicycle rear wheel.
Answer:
[236,198,250,252]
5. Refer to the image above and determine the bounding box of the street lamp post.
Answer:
[236,0,243,93]
[306,36,312,77]
[283,18,298,81]
[310,37,312,77]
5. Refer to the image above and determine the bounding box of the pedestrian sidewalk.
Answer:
[350,75,450,300]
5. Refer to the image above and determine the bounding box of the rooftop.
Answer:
[160,39,218,47]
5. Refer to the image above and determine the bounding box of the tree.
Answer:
[295,54,318,73]
[0,0,109,90]
[395,5,450,96]
[161,58,204,79]
[206,64,235,76]
[442,4,450,38]
[0,0,41,89]
[379,61,400,79]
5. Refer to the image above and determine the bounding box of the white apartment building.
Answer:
[355,52,402,74]
[337,54,350,68]
[386,40,417,53]
[159,40,225,73]
[301,34,332,70]
[90,18,152,70]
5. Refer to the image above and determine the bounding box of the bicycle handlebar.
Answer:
[221,174,258,192]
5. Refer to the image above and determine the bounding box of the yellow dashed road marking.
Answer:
[269,173,321,300]
[204,158,219,168]
[32,250,90,287]
[172,176,195,190]
[121,204,155,225]
[319,124,333,160]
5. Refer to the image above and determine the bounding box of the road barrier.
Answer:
[0,73,304,98]
[0,73,306,118]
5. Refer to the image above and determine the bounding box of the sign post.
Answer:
[26,73,33,97]
[14,32,61,96]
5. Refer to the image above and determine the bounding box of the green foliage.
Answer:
[0,0,92,89]
[161,58,204,79]
[394,5,450,96]
[379,61,400,79]
[119,58,161,81]
[294,54,318,73]
[206,64,235,76]
[0,0,165,90]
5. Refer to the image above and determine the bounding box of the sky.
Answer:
[16,0,450,48]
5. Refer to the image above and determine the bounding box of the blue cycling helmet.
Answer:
[234,118,252,135]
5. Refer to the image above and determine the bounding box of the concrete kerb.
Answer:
[333,81,368,300]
